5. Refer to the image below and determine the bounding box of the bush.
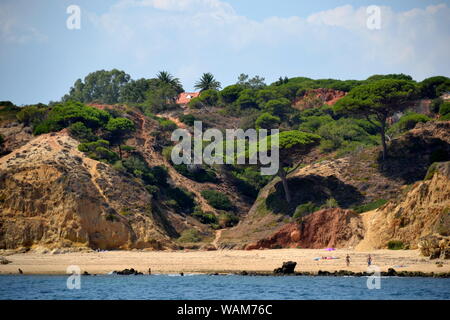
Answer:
[188,97,204,109]
[439,102,450,117]
[16,106,47,127]
[220,84,244,104]
[263,98,292,119]
[219,212,239,228]
[390,113,431,136]
[192,207,218,225]
[387,240,404,250]
[425,162,439,180]
[321,198,339,209]
[199,89,219,107]
[293,202,318,219]
[166,187,196,214]
[179,114,196,126]
[201,190,233,211]
[353,199,388,213]
[236,89,258,109]
[105,117,135,136]
[159,119,177,131]
[178,229,202,243]
[255,113,281,130]
[78,140,118,162]
[173,164,218,183]
[69,122,95,142]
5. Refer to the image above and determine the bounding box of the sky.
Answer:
[0,0,449,105]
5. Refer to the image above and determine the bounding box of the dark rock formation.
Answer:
[113,268,143,275]
[274,261,297,274]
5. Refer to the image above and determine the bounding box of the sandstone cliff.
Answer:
[0,131,179,250]
[357,161,450,251]
[246,209,364,250]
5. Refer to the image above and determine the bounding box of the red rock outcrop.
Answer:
[293,88,347,110]
[246,209,364,250]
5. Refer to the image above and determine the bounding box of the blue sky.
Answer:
[0,0,449,105]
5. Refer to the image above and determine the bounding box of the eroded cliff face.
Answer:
[357,161,450,251]
[0,131,176,250]
[246,209,364,250]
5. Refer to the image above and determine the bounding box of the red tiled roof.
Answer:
[176,92,200,105]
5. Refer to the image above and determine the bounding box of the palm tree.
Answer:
[194,73,221,92]
[156,71,183,93]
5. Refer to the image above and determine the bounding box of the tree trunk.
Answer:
[380,116,387,161]
[278,168,292,204]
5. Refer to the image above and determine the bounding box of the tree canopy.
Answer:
[334,79,418,159]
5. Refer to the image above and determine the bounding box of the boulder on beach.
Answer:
[274,261,297,274]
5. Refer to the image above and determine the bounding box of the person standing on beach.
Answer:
[367,254,372,267]
[346,255,351,267]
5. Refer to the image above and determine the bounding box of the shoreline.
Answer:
[1,248,448,276]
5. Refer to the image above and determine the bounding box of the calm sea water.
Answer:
[0,275,449,300]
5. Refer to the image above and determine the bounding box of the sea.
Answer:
[0,274,449,300]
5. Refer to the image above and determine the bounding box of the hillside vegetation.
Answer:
[0,72,449,252]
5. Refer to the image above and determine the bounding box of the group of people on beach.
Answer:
[345,254,372,267]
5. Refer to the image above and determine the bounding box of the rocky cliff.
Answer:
[357,161,450,251]
[0,131,179,250]
[246,209,364,250]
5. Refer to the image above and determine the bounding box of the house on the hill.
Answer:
[441,92,450,101]
[176,92,200,108]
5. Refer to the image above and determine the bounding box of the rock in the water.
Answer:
[113,268,143,275]
[274,261,297,274]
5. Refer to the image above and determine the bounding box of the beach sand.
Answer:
[0,249,448,275]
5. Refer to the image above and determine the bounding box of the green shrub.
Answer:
[159,119,177,131]
[105,117,135,136]
[16,106,47,127]
[219,212,240,227]
[178,229,202,243]
[321,198,339,209]
[199,89,219,106]
[78,140,118,163]
[236,89,258,109]
[69,122,95,142]
[439,102,450,116]
[201,190,233,211]
[179,114,196,126]
[353,199,388,213]
[293,202,318,219]
[173,164,218,183]
[425,162,439,180]
[263,98,292,119]
[387,240,404,250]
[188,97,204,109]
[390,113,431,136]
[220,84,244,104]
[192,207,218,224]
[255,113,280,130]
[166,187,196,214]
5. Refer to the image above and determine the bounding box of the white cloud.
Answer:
[89,1,450,83]
[0,3,48,44]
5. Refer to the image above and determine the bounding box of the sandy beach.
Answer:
[0,249,448,275]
